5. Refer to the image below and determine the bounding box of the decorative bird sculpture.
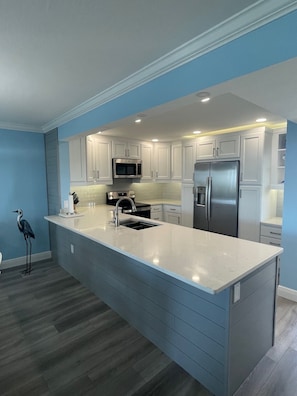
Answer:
[13,209,35,275]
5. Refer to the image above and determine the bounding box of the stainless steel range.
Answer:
[106,191,151,218]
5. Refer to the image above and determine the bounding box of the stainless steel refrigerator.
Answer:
[193,160,240,237]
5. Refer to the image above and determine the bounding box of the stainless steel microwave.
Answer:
[112,158,142,179]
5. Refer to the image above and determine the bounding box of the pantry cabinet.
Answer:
[141,141,154,181]
[238,185,261,242]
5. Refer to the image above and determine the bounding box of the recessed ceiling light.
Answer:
[97,131,102,134]
[196,91,210,99]
[135,118,142,123]
[201,97,210,103]
[193,130,201,134]
[152,138,159,142]
[256,117,267,122]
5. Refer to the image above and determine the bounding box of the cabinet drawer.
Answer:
[260,224,282,239]
[163,204,181,214]
[260,236,282,247]
[151,205,162,213]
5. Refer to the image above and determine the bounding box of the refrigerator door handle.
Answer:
[206,176,212,221]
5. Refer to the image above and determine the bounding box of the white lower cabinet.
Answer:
[163,205,181,225]
[238,186,261,242]
[260,223,282,247]
[150,204,163,221]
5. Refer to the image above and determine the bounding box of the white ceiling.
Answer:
[0,0,296,138]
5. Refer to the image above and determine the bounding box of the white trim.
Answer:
[0,122,43,133]
[43,0,297,133]
[1,251,52,270]
[278,285,297,302]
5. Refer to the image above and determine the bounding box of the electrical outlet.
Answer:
[70,244,74,254]
[233,282,240,303]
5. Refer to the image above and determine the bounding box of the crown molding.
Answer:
[0,121,42,133]
[43,0,297,133]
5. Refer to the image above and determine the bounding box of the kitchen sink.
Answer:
[119,218,160,230]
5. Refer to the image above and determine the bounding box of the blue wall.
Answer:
[59,9,297,140]
[281,121,297,289]
[0,129,50,260]
[57,10,297,292]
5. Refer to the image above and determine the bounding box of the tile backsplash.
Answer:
[70,181,181,207]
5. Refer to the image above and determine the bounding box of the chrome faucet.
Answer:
[114,197,137,227]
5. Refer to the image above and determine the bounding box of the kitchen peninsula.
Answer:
[45,205,282,396]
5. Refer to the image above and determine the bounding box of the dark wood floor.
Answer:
[1,260,297,396]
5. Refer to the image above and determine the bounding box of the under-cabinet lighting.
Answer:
[193,130,201,134]
[256,117,267,122]
[152,138,159,142]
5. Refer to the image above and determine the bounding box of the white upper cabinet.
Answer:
[171,142,182,181]
[112,139,141,158]
[69,136,87,183]
[196,133,240,160]
[240,128,272,185]
[182,140,196,183]
[270,128,286,188]
[86,135,112,184]
[154,143,171,181]
[141,141,154,181]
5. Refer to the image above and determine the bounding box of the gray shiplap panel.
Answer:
[50,223,229,394]
[228,259,277,396]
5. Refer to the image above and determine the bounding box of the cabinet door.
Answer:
[216,133,240,158]
[164,212,181,225]
[94,138,112,183]
[112,139,140,158]
[141,142,154,181]
[182,141,196,183]
[238,185,261,242]
[240,132,264,184]
[171,142,182,180]
[181,184,194,227]
[69,137,86,182]
[154,143,171,180]
[196,137,216,159]
[86,136,96,182]
[127,142,141,158]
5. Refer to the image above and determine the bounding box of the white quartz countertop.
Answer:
[140,199,181,206]
[261,217,283,227]
[45,205,283,295]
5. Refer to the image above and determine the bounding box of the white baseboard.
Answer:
[278,285,297,302]
[1,251,52,270]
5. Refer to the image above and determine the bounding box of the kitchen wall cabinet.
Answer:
[86,135,112,184]
[171,142,182,180]
[196,133,240,160]
[141,141,154,181]
[238,185,261,242]
[112,138,141,159]
[271,128,286,188]
[150,204,163,221]
[163,204,181,225]
[182,140,196,183]
[153,143,171,181]
[69,136,87,183]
